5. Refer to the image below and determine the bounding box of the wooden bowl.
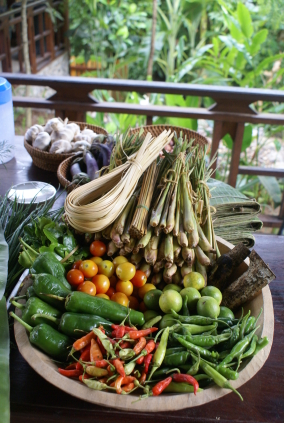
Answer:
[14,237,274,412]
[24,122,108,173]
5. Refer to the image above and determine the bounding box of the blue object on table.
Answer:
[0,77,15,163]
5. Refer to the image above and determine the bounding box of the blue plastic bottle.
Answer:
[0,77,15,163]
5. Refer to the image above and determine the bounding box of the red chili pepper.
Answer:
[136,340,156,364]
[133,337,147,355]
[79,373,91,382]
[122,382,135,393]
[72,331,95,351]
[111,324,136,332]
[144,354,153,374]
[139,371,147,384]
[65,362,77,370]
[114,375,136,394]
[128,328,158,340]
[58,368,83,378]
[76,344,91,371]
[96,337,106,355]
[93,359,108,368]
[172,373,199,395]
[152,377,172,396]
[111,326,126,338]
[119,341,131,349]
[112,358,125,377]
[136,355,145,365]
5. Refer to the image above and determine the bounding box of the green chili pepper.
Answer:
[245,308,263,335]
[222,326,240,351]
[253,336,269,356]
[173,334,219,362]
[32,273,71,310]
[241,335,258,359]
[164,382,202,394]
[82,378,115,391]
[219,327,259,366]
[93,328,116,359]
[65,291,145,326]
[142,315,162,329]
[26,286,36,299]
[30,252,71,290]
[148,327,170,380]
[10,312,72,361]
[119,348,135,360]
[165,347,186,356]
[216,365,239,380]
[239,310,251,340]
[170,310,216,325]
[182,295,190,316]
[186,352,200,375]
[124,361,136,376]
[182,323,218,335]
[185,332,231,348]
[163,351,190,367]
[85,366,109,377]
[218,349,231,360]
[217,317,239,328]
[195,354,243,400]
[11,297,61,328]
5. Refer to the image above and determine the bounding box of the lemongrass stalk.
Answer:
[175,257,184,267]
[165,161,182,234]
[119,248,127,256]
[182,247,195,265]
[195,245,211,266]
[195,258,207,286]
[173,182,181,237]
[163,263,177,284]
[150,169,176,227]
[181,168,195,233]
[139,261,151,278]
[102,225,112,240]
[107,241,119,257]
[153,260,164,274]
[173,237,181,260]
[159,189,172,230]
[181,263,192,278]
[197,222,216,253]
[144,235,160,265]
[152,272,163,286]
[121,197,136,244]
[154,226,162,236]
[164,234,174,265]
[94,231,102,240]
[172,268,182,285]
[157,237,166,262]
[130,253,143,266]
[125,238,136,253]
[136,225,153,250]
[196,199,204,225]
[115,195,136,235]
[178,216,188,247]
[188,216,199,248]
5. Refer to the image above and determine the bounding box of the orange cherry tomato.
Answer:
[72,260,83,270]
[116,262,136,281]
[139,301,147,312]
[92,274,110,294]
[109,275,117,287]
[111,292,129,307]
[79,260,98,278]
[131,270,147,288]
[113,256,128,269]
[128,295,139,310]
[116,280,133,297]
[90,256,103,266]
[138,283,156,299]
[96,294,110,300]
[66,269,84,286]
[90,241,107,257]
[77,281,96,296]
[106,287,115,298]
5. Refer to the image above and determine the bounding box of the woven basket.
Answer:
[24,122,108,172]
[129,124,208,147]
[57,155,80,193]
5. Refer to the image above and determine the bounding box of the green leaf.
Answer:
[250,29,268,55]
[0,223,9,300]
[258,176,282,206]
[0,297,10,423]
[222,124,253,152]
[237,3,253,38]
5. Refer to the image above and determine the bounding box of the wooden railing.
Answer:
[1,72,284,230]
[0,0,67,74]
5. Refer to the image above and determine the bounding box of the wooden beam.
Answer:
[259,214,283,228]
[238,166,284,178]
[228,123,245,187]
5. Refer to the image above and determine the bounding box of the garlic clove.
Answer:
[72,140,91,151]
[74,134,91,144]
[32,132,51,150]
[25,124,44,142]
[50,127,74,144]
[49,139,73,154]
[66,123,80,137]
[81,128,98,142]
[44,117,65,134]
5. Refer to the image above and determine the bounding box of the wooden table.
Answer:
[2,139,284,423]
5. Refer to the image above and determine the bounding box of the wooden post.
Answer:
[210,120,223,177]
[38,12,45,58]
[0,18,12,72]
[228,122,245,187]
[27,10,37,73]
[44,11,55,60]
[146,115,153,125]
[15,22,24,72]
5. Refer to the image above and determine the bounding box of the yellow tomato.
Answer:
[92,274,110,294]
[77,281,96,296]
[98,260,115,278]
[116,280,133,297]
[90,256,103,266]
[116,262,136,281]
[113,256,128,268]
[128,295,139,310]
[138,283,156,299]
[111,292,129,307]
[96,293,110,300]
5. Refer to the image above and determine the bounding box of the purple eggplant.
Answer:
[70,162,82,178]
[90,142,112,168]
[84,151,99,180]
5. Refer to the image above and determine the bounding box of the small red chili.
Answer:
[58,368,83,378]
[128,328,158,340]
[172,373,199,395]
[111,326,126,339]
[112,358,125,377]
[133,337,147,355]
[152,377,172,396]
[144,354,153,374]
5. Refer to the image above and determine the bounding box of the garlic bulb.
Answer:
[44,118,65,134]
[49,139,72,154]
[32,132,51,150]
[66,122,80,137]
[81,128,98,142]
[72,140,91,151]
[25,124,44,142]
[74,134,91,144]
[50,127,74,144]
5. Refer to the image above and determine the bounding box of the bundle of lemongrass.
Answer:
[84,134,217,287]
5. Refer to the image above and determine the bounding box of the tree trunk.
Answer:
[147,0,157,80]
[21,0,32,127]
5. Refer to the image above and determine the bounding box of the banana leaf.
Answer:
[208,178,263,247]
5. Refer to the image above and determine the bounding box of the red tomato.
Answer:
[90,241,107,257]
[79,260,98,278]
[77,281,96,296]
[72,260,83,270]
[66,269,84,286]
[131,270,147,288]
[106,287,115,298]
